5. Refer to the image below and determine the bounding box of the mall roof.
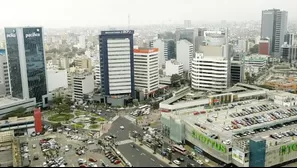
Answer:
[0,97,23,106]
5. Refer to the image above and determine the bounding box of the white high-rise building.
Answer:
[79,35,86,49]
[191,30,230,92]
[165,59,183,76]
[134,48,159,96]
[237,39,248,52]
[47,69,68,92]
[94,63,101,89]
[152,39,168,68]
[176,40,194,72]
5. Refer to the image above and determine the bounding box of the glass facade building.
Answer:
[5,27,48,105]
[249,137,266,167]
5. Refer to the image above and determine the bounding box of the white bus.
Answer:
[172,145,187,155]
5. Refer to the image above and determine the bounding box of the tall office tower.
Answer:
[191,29,231,92]
[152,39,168,67]
[281,43,297,63]
[231,53,245,86]
[0,49,10,96]
[258,39,270,55]
[176,40,193,72]
[195,28,207,52]
[176,28,198,54]
[99,30,135,99]
[261,9,288,56]
[94,63,101,89]
[284,33,295,45]
[134,48,159,97]
[184,20,191,28]
[5,27,48,106]
[79,35,86,49]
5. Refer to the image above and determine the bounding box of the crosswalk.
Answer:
[116,139,133,146]
[124,115,136,122]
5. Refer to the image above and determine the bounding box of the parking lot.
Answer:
[0,149,13,167]
[19,131,123,167]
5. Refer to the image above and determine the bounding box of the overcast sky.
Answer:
[1,0,296,28]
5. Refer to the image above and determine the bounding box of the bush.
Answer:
[97,117,105,122]
[71,123,85,129]
[48,113,74,122]
[89,124,99,129]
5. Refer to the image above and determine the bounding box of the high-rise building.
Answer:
[5,27,48,106]
[94,63,101,89]
[184,20,191,28]
[237,39,248,52]
[191,29,231,92]
[134,48,159,97]
[0,49,10,96]
[284,33,295,45]
[79,35,86,49]
[99,30,135,99]
[74,57,92,72]
[176,40,193,72]
[152,39,168,67]
[281,43,297,63]
[67,71,94,101]
[258,39,270,55]
[261,9,288,56]
[176,28,198,54]
[231,53,245,86]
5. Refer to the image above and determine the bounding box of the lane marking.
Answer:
[150,158,155,162]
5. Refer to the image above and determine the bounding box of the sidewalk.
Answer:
[129,136,178,167]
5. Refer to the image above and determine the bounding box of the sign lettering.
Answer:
[191,130,227,153]
[280,142,297,156]
[6,33,16,38]
[25,32,40,38]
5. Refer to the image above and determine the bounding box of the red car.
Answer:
[114,160,121,164]
[89,158,97,162]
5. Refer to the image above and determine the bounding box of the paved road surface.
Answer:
[117,143,168,167]
[104,117,169,167]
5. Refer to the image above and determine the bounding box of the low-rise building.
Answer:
[244,54,269,74]
[165,59,183,76]
[0,97,36,117]
[47,69,68,92]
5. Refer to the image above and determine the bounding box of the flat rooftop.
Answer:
[0,116,34,125]
[0,97,23,106]
[165,98,297,146]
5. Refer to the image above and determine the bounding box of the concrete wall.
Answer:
[106,97,125,107]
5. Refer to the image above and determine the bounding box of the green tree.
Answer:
[152,102,159,110]
[57,103,70,114]
[245,72,251,84]
[90,117,96,124]
[52,96,63,105]
[249,44,259,54]
[171,74,181,84]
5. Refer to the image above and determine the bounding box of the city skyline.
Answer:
[0,0,296,28]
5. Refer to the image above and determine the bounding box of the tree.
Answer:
[58,103,70,113]
[153,143,157,154]
[152,102,159,110]
[52,96,63,105]
[249,44,259,54]
[90,117,96,124]
[170,74,181,84]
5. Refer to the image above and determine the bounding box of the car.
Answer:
[114,160,121,164]
[196,159,204,165]
[173,160,181,165]
[32,144,36,148]
[87,141,95,144]
[120,126,124,130]
[89,158,97,162]
[177,157,185,162]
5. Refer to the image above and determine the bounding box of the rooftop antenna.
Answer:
[128,14,130,30]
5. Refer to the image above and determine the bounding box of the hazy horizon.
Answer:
[0,0,296,28]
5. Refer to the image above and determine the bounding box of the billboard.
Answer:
[232,149,245,164]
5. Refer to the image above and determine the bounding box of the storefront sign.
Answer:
[279,142,297,156]
[191,130,227,153]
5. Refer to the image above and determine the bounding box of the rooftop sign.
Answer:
[101,30,134,35]
[279,142,297,156]
[191,130,227,153]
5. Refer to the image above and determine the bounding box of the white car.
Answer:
[173,160,181,165]
[87,141,95,144]
[196,159,203,165]
[65,146,69,152]
[65,128,71,131]
[48,128,53,132]
[57,129,63,133]
[120,126,124,130]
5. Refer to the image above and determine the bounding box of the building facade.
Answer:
[165,59,183,76]
[261,9,288,56]
[134,48,159,97]
[5,27,48,107]
[191,53,229,92]
[176,28,197,53]
[152,39,168,67]
[176,40,194,72]
[99,30,135,99]
[74,57,92,72]
[258,39,270,55]
[47,69,68,92]
[0,49,10,96]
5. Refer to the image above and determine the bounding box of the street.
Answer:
[104,117,169,167]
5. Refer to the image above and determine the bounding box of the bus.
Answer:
[139,105,150,110]
[172,145,187,155]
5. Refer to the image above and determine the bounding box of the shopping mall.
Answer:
[161,83,297,167]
